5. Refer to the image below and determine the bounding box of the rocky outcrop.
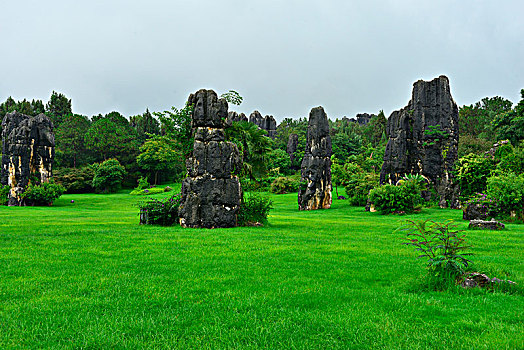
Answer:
[355,113,375,125]
[286,133,299,166]
[468,219,505,230]
[1,111,55,206]
[248,111,277,138]
[227,111,248,123]
[380,75,459,208]
[179,89,243,228]
[463,202,497,221]
[298,106,332,210]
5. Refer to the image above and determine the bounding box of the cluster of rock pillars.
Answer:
[2,75,467,229]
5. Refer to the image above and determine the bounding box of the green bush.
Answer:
[92,159,126,193]
[495,147,524,175]
[266,149,292,176]
[0,185,9,205]
[343,171,379,206]
[130,186,173,195]
[54,166,96,193]
[486,173,524,221]
[270,176,300,194]
[456,153,493,198]
[135,176,150,190]
[400,220,473,290]
[368,182,423,214]
[21,182,65,206]
[238,193,273,226]
[138,193,181,226]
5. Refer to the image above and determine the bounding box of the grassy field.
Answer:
[0,186,523,349]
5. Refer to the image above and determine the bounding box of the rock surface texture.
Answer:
[286,133,299,166]
[380,75,459,208]
[298,106,332,210]
[1,111,55,206]
[179,89,243,228]
[248,111,277,138]
[468,219,505,230]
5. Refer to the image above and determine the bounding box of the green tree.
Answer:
[155,103,194,159]
[55,114,92,168]
[130,108,160,142]
[226,121,273,179]
[137,135,181,184]
[459,96,513,139]
[92,159,126,193]
[84,116,139,163]
[45,91,72,126]
[492,89,524,146]
[220,90,243,105]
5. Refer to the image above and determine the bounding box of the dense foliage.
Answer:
[54,166,96,193]
[21,182,65,206]
[0,185,9,205]
[92,159,127,193]
[238,193,273,226]
[368,180,423,214]
[486,174,524,221]
[138,193,181,226]
[270,176,300,194]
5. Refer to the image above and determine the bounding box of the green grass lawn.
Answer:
[0,187,523,349]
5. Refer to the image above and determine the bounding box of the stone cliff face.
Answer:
[248,111,277,138]
[298,106,332,210]
[286,133,299,166]
[380,75,459,208]
[179,89,243,228]
[1,111,55,206]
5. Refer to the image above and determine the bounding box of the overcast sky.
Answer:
[1,0,522,122]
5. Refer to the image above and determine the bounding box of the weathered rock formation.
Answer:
[286,133,299,166]
[227,111,248,123]
[248,111,277,138]
[468,219,505,231]
[380,75,459,208]
[298,106,332,210]
[463,202,497,221]
[1,111,55,206]
[179,89,243,228]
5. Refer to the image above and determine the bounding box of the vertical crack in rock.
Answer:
[1,112,55,206]
[179,89,243,228]
[298,106,332,210]
[379,75,459,208]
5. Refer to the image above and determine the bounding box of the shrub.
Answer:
[238,193,273,226]
[54,166,96,193]
[21,182,65,206]
[92,159,126,193]
[266,149,292,176]
[368,183,423,214]
[138,193,181,226]
[400,219,473,289]
[344,171,379,206]
[130,187,167,195]
[1,185,9,205]
[270,176,300,194]
[486,173,524,221]
[495,147,524,175]
[135,176,150,190]
[456,153,493,198]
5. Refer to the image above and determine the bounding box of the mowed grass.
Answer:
[0,186,523,349]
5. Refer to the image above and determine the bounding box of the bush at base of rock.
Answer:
[54,166,96,193]
[138,193,181,226]
[270,176,300,194]
[21,182,65,206]
[238,193,273,226]
[368,183,423,214]
[462,193,500,221]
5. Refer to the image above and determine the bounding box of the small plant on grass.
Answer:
[21,182,66,206]
[400,219,473,289]
[238,193,273,226]
[138,192,181,226]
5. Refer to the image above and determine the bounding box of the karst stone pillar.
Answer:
[1,112,55,206]
[298,106,332,210]
[286,133,298,166]
[379,75,459,208]
[178,89,243,228]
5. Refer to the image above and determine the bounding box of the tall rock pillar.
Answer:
[379,75,459,208]
[298,106,332,210]
[179,89,243,228]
